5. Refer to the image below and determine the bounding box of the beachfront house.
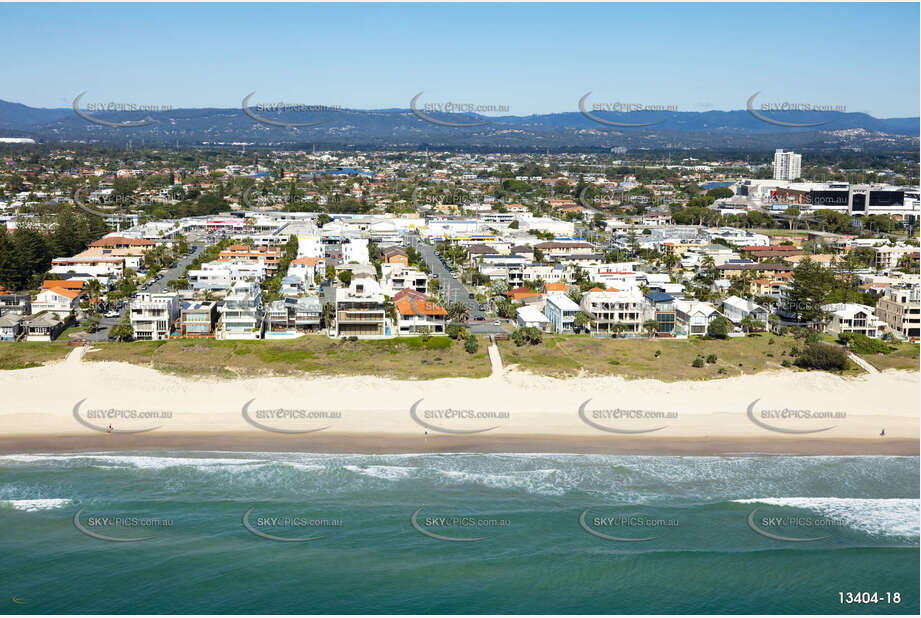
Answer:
[218,281,264,340]
[821,303,887,339]
[23,312,66,341]
[516,305,550,331]
[265,296,323,338]
[645,292,677,335]
[545,293,581,333]
[674,299,723,337]
[179,300,219,338]
[130,293,180,341]
[334,277,388,338]
[721,295,769,326]
[0,314,24,341]
[394,295,448,336]
[580,287,648,335]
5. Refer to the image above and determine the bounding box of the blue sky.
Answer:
[1,2,918,117]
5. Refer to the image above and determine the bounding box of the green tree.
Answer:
[706,316,731,339]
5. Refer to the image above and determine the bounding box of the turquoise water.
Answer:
[1,452,918,614]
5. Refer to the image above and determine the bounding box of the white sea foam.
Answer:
[1,498,71,512]
[733,497,920,538]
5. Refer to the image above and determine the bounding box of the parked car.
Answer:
[104,311,120,318]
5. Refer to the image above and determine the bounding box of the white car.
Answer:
[104,311,120,318]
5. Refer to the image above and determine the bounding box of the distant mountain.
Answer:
[0,99,916,152]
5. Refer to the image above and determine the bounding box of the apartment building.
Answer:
[218,244,282,275]
[580,287,649,335]
[341,238,370,264]
[874,245,918,271]
[188,262,265,291]
[773,149,802,181]
[218,281,264,340]
[129,292,180,340]
[334,277,387,338]
[874,284,920,340]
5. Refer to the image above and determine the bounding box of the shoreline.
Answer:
[1,354,918,457]
[0,433,917,456]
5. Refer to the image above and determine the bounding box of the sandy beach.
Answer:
[0,348,918,455]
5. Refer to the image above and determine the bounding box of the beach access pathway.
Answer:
[847,351,879,374]
[488,335,503,376]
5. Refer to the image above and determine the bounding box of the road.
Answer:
[407,232,486,320]
[86,241,208,341]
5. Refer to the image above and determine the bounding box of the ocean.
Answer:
[1,452,917,614]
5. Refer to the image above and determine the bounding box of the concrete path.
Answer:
[847,351,879,374]
[65,345,87,365]
[487,335,503,376]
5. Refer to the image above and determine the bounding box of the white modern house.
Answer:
[545,293,581,333]
[580,288,648,335]
[129,292,180,340]
[218,281,264,340]
[821,303,887,339]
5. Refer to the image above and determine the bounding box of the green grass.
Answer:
[0,341,72,370]
[85,335,491,380]
[498,334,830,381]
[857,342,920,372]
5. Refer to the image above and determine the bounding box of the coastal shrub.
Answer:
[717,368,727,374]
[446,323,468,340]
[511,327,543,346]
[464,334,479,354]
[706,317,731,339]
[706,354,717,364]
[654,349,661,358]
[781,359,792,367]
[768,337,775,345]
[794,342,848,371]
[805,331,820,344]
[837,332,892,355]
[790,345,800,356]
[691,356,704,368]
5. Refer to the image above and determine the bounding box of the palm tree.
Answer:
[84,278,103,313]
[447,301,469,322]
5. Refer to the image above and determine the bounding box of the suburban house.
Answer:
[129,292,180,340]
[0,314,24,341]
[0,293,31,316]
[31,287,81,318]
[875,283,920,340]
[23,312,66,341]
[380,263,428,296]
[645,292,677,335]
[545,293,581,333]
[517,305,550,331]
[179,301,219,338]
[721,295,769,326]
[334,277,387,338]
[380,246,409,266]
[821,303,887,339]
[580,288,648,335]
[394,295,448,336]
[287,256,325,289]
[506,286,541,303]
[218,281,264,340]
[674,299,723,336]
